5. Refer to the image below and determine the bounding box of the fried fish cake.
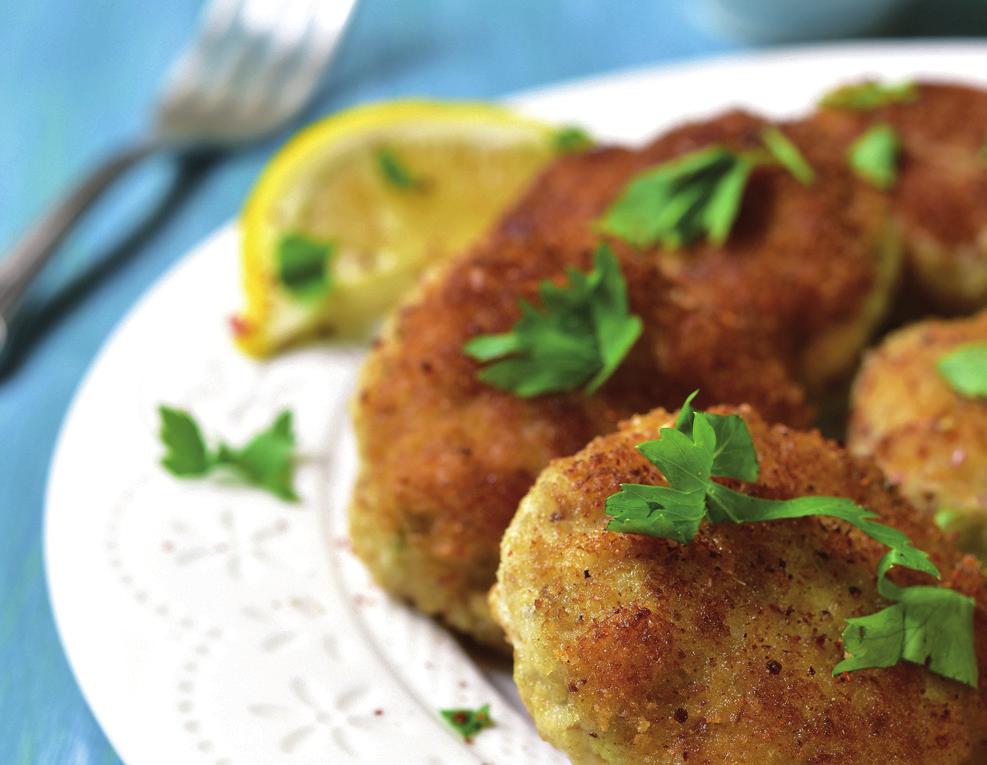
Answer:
[806,81,987,311]
[848,308,987,559]
[349,110,898,646]
[491,405,987,764]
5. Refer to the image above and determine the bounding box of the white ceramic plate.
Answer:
[46,42,987,765]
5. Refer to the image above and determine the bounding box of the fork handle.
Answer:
[0,140,162,351]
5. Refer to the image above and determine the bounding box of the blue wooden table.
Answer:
[0,1,980,761]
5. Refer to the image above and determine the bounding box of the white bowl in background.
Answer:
[702,0,907,41]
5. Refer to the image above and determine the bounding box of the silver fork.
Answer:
[0,0,358,355]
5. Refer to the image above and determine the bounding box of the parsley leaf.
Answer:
[463,244,642,397]
[277,233,334,300]
[157,407,299,502]
[605,392,978,687]
[604,481,707,543]
[215,411,299,502]
[821,81,918,110]
[376,147,424,190]
[835,586,976,687]
[159,406,211,476]
[440,704,493,740]
[760,126,815,185]
[597,146,757,249]
[609,423,712,542]
[938,343,987,398]
[848,123,900,190]
[554,125,594,153]
[934,508,959,531]
[672,391,759,482]
[615,393,935,577]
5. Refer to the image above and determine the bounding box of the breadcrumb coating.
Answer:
[849,308,987,560]
[806,81,987,311]
[349,110,897,645]
[492,405,987,764]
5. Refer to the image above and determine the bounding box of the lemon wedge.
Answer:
[235,100,565,356]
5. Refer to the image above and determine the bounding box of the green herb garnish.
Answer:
[440,704,493,741]
[835,574,976,686]
[277,233,334,300]
[376,147,424,190]
[158,407,299,502]
[159,406,211,476]
[821,81,918,110]
[554,125,594,153]
[598,146,757,249]
[761,126,815,185]
[938,343,987,398]
[848,123,900,190]
[464,243,642,397]
[935,508,959,531]
[605,391,978,687]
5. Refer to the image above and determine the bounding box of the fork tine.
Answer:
[193,0,270,109]
[156,0,357,143]
[226,0,318,122]
[272,0,356,121]
[159,0,245,106]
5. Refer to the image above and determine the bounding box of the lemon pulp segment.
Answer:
[236,101,560,356]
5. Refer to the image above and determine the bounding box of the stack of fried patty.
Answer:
[349,81,987,763]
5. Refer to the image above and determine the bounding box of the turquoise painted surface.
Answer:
[0,1,983,761]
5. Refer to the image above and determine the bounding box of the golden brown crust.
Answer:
[349,109,896,645]
[492,405,987,764]
[803,81,987,311]
[848,308,987,558]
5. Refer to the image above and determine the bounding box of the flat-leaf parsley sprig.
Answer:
[553,125,594,154]
[760,126,815,186]
[597,146,758,249]
[938,342,987,399]
[598,132,815,249]
[848,123,900,190]
[277,232,335,300]
[604,391,978,687]
[463,243,642,397]
[440,704,493,741]
[820,80,919,110]
[158,406,300,502]
[375,146,426,190]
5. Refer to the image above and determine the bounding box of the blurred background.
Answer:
[1,0,985,761]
